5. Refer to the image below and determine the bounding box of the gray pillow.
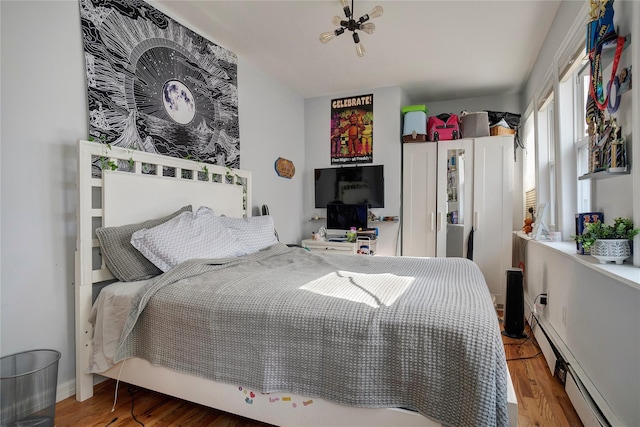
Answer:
[96,206,192,282]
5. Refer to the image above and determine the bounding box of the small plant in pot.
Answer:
[573,217,640,264]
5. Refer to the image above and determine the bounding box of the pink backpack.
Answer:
[428,114,460,141]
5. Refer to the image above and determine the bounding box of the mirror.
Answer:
[446,149,466,257]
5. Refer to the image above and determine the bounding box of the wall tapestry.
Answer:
[330,94,373,165]
[79,0,239,168]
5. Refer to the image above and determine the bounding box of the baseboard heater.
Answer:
[523,297,619,427]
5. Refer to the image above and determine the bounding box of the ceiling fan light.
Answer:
[368,5,384,19]
[353,31,365,55]
[359,22,375,35]
[320,1,378,56]
[339,0,352,18]
[319,31,337,44]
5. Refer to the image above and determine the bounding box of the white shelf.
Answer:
[301,238,377,255]
[578,169,630,180]
[308,217,398,223]
[515,231,640,291]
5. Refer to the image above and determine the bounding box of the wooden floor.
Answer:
[502,319,583,427]
[55,319,583,427]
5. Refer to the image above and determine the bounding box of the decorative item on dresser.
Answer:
[76,140,517,427]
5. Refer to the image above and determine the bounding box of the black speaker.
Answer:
[502,268,527,338]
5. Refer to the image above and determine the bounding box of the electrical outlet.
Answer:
[554,358,568,385]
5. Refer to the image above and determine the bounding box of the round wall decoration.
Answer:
[275,157,295,179]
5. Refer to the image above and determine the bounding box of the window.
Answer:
[547,101,556,230]
[523,112,536,218]
[537,92,556,231]
[575,63,591,211]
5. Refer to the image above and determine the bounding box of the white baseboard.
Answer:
[522,295,620,427]
[565,371,608,427]
[56,378,76,403]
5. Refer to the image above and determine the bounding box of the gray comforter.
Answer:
[115,243,509,427]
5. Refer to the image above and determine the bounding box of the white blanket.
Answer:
[88,280,149,373]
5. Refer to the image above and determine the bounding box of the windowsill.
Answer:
[515,231,640,291]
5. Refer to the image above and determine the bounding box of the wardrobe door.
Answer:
[472,135,514,307]
[402,143,437,256]
[436,139,473,257]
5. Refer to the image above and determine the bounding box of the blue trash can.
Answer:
[1,349,61,427]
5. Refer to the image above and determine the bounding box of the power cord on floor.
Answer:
[128,385,145,426]
[506,350,543,361]
[505,311,544,361]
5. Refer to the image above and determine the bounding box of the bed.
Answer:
[75,140,517,427]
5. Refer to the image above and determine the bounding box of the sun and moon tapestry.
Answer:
[330,94,373,165]
[79,0,240,168]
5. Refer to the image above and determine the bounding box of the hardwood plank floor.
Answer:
[502,318,583,427]
[55,318,583,426]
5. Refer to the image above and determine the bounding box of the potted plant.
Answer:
[572,217,640,264]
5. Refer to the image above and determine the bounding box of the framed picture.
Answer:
[330,94,373,165]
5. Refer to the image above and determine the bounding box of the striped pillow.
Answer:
[96,206,192,282]
[218,215,279,254]
[130,207,247,272]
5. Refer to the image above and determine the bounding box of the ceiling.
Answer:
[154,0,561,103]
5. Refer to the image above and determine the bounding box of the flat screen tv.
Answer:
[326,203,368,231]
[314,165,384,208]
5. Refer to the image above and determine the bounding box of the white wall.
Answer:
[0,0,305,399]
[519,1,640,425]
[525,242,640,426]
[303,86,403,256]
[1,0,87,401]
[522,1,584,106]
[237,59,305,244]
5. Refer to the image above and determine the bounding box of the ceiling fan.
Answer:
[319,0,384,57]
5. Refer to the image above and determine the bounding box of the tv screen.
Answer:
[327,203,368,231]
[314,165,384,208]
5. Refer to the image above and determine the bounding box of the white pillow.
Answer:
[218,215,279,254]
[130,207,247,272]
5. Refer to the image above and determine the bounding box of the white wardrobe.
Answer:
[402,135,514,306]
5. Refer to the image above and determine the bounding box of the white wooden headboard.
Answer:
[74,139,251,400]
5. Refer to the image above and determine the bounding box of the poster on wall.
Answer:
[79,0,240,168]
[330,94,373,165]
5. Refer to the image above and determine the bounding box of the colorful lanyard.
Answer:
[589,34,625,111]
